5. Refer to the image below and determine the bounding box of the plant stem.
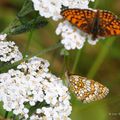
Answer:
[4,111,8,118]
[23,31,33,58]
[72,50,81,73]
[72,41,87,73]
[2,18,18,34]
[87,37,115,79]
[33,42,62,58]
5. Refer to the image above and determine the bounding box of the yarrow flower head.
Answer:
[32,0,94,21]
[0,34,23,63]
[0,34,7,41]
[0,57,72,119]
[56,21,86,50]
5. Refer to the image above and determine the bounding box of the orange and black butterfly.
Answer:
[65,72,109,103]
[61,8,120,40]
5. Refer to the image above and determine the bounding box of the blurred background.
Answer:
[0,0,120,120]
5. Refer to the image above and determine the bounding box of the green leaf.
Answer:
[0,102,6,117]
[9,16,48,35]
[17,0,34,18]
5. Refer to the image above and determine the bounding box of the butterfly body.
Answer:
[89,10,100,39]
[61,9,120,40]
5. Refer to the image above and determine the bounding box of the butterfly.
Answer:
[65,72,109,103]
[61,8,120,40]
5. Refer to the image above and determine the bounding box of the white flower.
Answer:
[0,33,22,63]
[17,56,50,76]
[32,0,94,21]
[0,57,72,120]
[0,41,23,63]
[32,0,62,21]
[0,34,7,40]
[87,35,99,45]
[56,21,86,50]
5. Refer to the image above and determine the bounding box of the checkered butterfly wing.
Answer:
[98,10,120,37]
[66,74,109,103]
[61,9,96,34]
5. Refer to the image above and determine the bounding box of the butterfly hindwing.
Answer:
[98,10,120,37]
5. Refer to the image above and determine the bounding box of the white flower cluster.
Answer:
[0,57,72,120]
[0,34,7,40]
[32,0,94,21]
[0,34,23,63]
[32,0,98,50]
[56,21,86,50]
[30,102,71,120]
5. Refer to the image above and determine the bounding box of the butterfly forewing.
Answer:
[98,10,120,37]
[61,9,95,34]
[68,75,109,103]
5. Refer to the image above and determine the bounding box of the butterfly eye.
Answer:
[66,73,109,103]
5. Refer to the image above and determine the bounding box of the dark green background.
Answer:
[0,0,120,120]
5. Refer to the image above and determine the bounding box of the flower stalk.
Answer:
[87,37,115,78]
